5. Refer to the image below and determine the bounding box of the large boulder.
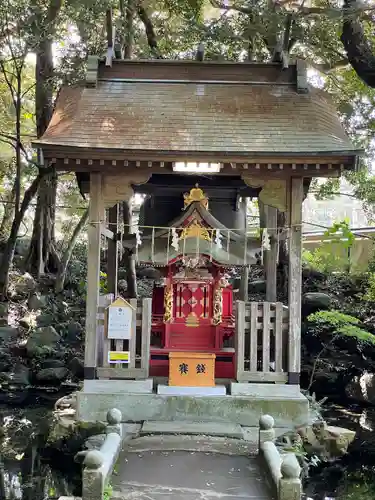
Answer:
[13,273,37,296]
[302,292,332,317]
[28,293,47,311]
[295,421,355,459]
[248,279,266,293]
[0,364,30,386]
[0,326,20,342]
[66,321,83,340]
[345,372,375,404]
[41,359,66,369]
[36,367,69,383]
[137,267,162,280]
[25,326,60,356]
[68,357,84,378]
[36,313,55,327]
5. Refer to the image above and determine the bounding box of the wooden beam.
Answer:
[265,205,278,302]
[84,172,103,378]
[107,204,119,296]
[287,177,303,384]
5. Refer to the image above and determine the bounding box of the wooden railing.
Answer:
[235,300,289,383]
[96,294,152,379]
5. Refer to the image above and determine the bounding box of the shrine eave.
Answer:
[36,151,359,178]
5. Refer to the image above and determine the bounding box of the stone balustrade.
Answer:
[82,408,123,500]
[258,414,302,500]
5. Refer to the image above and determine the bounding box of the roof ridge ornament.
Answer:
[183,184,209,210]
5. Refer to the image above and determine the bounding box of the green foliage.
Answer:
[103,482,113,500]
[308,310,360,328]
[303,220,354,273]
[100,271,108,294]
[307,310,375,345]
[360,272,375,302]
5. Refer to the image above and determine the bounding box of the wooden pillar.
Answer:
[84,173,103,379]
[239,197,249,302]
[239,267,249,301]
[265,205,278,302]
[287,177,303,385]
[107,204,119,296]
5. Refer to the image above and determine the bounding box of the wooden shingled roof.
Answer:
[33,59,360,174]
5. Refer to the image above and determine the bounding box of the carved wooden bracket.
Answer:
[102,172,152,207]
[241,176,287,212]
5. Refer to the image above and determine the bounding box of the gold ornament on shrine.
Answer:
[180,219,212,241]
[163,283,173,323]
[183,184,209,209]
[212,284,223,326]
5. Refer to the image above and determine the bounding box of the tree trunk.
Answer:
[0,178,17,245]
[123,201,137,298]
[341,0,375,88]
[26,36,58,275]
[55,209,89,293]
[121,0,135,59]
[0,174,43,299]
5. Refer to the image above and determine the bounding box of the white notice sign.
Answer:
[107,300,133,340]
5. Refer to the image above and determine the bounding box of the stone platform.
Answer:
[111,449,274,499]
[77,383,308,428]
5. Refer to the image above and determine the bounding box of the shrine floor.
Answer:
[111,442,274,499]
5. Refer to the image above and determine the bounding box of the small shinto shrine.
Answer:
[138,184,259,380]
[33,56,360,424]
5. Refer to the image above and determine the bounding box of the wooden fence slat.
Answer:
[250,302,258,372]
[275,302,283,372]
[98,293,114,369]
[141,298,152,375]
[262,302,271,372]
[129,298,137,369]
[235,300,245,380]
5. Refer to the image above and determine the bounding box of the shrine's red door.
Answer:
[170,282,214,350]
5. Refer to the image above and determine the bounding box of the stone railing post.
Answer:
[279,454,302,500]
[259,414,275,447]
[82,408,122,500]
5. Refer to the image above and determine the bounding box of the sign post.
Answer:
[106,297,135,365]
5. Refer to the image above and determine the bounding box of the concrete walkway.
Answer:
[111,449,274,499]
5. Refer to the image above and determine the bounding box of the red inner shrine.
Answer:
[150,260,235,378]
[138,185,258,379]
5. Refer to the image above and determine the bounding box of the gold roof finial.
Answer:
[183,184,209,209]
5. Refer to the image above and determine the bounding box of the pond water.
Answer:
[0,402,81,500]
[0,399,374,500]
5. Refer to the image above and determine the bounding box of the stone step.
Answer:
[141,420,244,439]
[124,434,257,455]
